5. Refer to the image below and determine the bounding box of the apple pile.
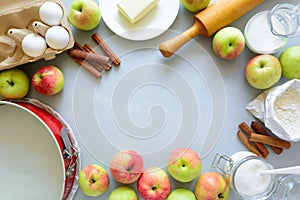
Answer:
[78,148,230,199]
[211,25,300,90]
[0,65,64,99]
[244,46,300,90]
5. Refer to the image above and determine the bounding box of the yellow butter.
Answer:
[117,0,160,24]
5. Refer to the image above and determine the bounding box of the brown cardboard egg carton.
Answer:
[0,0,74,70]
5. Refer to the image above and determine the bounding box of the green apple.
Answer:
[32,65,64,96]
[108,186,138,200]
[168,148,202,183]
[279,46,300,79]
[0,68,30,99]
[244,54,282,89]
[68,0,101,31]
[167,188,196,200]
[180,0,210,12]
[78,164,110,197]
[194,172,230,200]
[212,27,245,60]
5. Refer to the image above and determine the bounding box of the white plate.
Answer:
[0,101,65,200]
[99,0,179,41]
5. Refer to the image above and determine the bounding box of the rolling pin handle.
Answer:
[159,20,206,58]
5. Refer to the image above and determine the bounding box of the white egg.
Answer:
[45,26,70,50]
[22,34,47,57]
[39,2,63,26]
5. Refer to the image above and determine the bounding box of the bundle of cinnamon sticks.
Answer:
[237,121,291,158]
[67,33,121,78]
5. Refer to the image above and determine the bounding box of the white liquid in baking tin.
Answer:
[245,11,287,54]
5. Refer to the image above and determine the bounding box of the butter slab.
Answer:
[117,0,160,24]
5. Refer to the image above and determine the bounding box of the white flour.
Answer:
[274,87,300,138]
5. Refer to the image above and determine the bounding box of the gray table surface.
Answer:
[17,0,300,199]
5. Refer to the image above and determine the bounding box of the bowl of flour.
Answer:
[246,79,300,142]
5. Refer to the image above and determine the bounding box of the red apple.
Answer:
[137,167,171,200]
[212,27,245,60]
[244,54,282,89]
[32,65,64,95]
[168,148,202,182]
[78,164,109,197]
[110,150,144,184]
[194,172,230,200]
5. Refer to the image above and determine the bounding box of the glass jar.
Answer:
[212,151,300,200]
[212,151,277,200]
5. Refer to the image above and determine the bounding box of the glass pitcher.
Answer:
[244,3,300,54]
[269,3,300,38]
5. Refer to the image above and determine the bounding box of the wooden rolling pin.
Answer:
[159,0,264,57]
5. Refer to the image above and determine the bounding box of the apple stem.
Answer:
[90,178,96,184]
[152,186,157,191]
[218,193,225,198]
[127,167,132,172]
[6,80,14,86]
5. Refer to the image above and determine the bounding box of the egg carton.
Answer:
[0,0,74,70]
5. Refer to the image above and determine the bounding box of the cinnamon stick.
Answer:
[82,45,104,72]
[83,44,111,71]
[249,133,291,149]
[67,50,101,78]
[237,130,263,158]
[82,43,96,54]
[75,42,107,71]
[251,121,283,154]
[68,49,110,65]
[92,33,121,66]
[74,42,85,51]
[239,122,269,158]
